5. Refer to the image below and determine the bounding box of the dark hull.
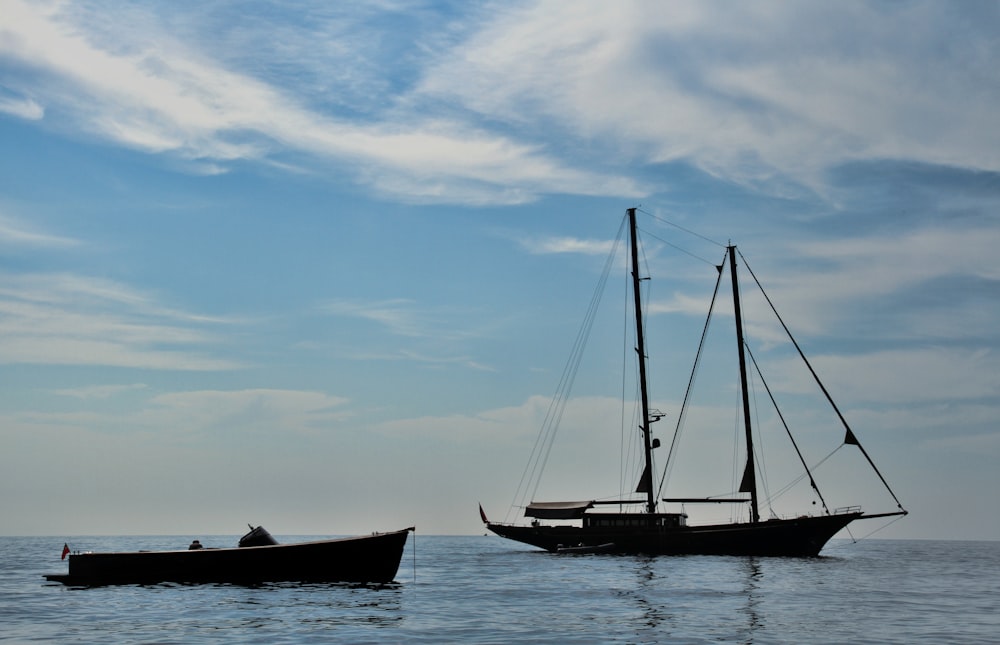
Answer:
[45,528,412,586]
[488,514,860,557]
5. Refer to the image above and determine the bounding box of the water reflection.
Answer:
[740,557,764,643]
[216,581,406,630]
[632,556,669,631]
[615,555,677,641]
[616,555,768,644]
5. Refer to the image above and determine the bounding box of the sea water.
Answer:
[1,535,997,644]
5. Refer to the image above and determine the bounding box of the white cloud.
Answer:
[642,222,1000,346]
[318,298,499,370]
[920,429,1000,457]
[147,388,352,432]
[0,214,80,248]
[11,388,352,438]
[4,2,995,202]
[765,346,1000,406]
[416,2,1000,191]
[0,0,640,204]
[762,224,1000,338]
[322,298,430,338]
[0,94,43,119]
[520,235,617,256]
[322,298,487,342]
[0,272,244,370]
[54,383,148,399]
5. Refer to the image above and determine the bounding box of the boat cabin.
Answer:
[583,513,688,529]
[525,501,687,529]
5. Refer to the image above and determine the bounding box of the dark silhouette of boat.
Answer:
[483,208,906,557]
[45,525,413,586]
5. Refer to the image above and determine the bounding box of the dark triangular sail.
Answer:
[635,463,653,494]
[738,461,756,494]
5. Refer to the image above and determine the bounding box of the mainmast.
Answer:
[728,245,760,523]
[628,208,657,514]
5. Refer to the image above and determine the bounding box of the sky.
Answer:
[1,0,998,541]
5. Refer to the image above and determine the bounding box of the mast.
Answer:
[729,245,760,523]
[628,208,657,514]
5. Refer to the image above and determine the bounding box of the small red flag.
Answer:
[479,504,488,524]
[61,544,70,560]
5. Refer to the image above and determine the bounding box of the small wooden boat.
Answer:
[45,525,413,586]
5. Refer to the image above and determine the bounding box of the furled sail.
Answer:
[525,501,595,519]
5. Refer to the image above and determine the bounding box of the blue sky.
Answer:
[1,1,998,540]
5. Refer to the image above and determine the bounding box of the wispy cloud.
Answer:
[757,223,1000,340]
[319,298,497,371]
[369,393,613,442]
[397,350,495,372]
[0,0,640,204]
[322,298,433,338]
[146,388,352,433]
[321,298,492,345]
[920,428,1000,457]
[54,383,147,399]
[13,388,352,437]
[3,2,995,204]
[520,235,617,256]
[0,214,80,248]
[0,272,244,370]
[415,2,1000,194]
[766,346,1000,406]
[0,93,43,120]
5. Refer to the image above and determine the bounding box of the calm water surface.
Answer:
[1,535,997,643]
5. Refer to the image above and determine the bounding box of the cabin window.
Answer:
[584,514,686,529]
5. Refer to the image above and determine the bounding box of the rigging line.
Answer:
[748,351,775,519]
[527,273,604,503]
[744,343,832,515]
[508,219,625,519]
[735,268,774,519]
[625,385,643,499]
[635,228,656,496]
[621,270,647,500]
[768,444,843,502]
[738,419,752,523]
[730,397,742,523]
[737,249,907,512]
[619,264,629,499]
[638,226,719,268]
[618,222,644,500]
[823,513,907,552]
[509,345,574,518]
[637,207,726,248]
[612,215,656,503]
[657,250,727,498]
[523,215,628,506]
[856,513,907,541]
[631,363,646,489]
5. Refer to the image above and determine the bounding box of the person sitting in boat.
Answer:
[188,540,203,550]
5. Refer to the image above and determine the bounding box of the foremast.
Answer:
[627,208,657,514]
[728,245,761,523]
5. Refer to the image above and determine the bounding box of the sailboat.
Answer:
[483,208,906,556]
